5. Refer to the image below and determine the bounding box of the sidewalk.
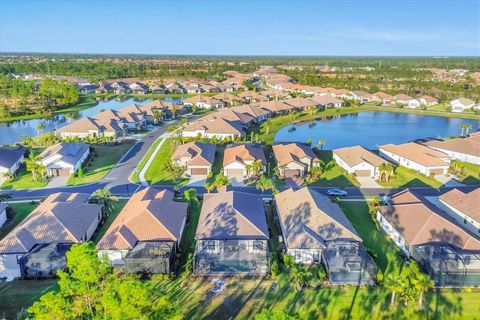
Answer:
[138,133,170,186]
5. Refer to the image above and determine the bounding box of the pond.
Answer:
[274,111,480,150]
[0,97,184,145]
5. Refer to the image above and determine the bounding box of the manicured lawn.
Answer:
[457,162,480,185]
[67,140,136,186]
[92,199,128,244]
[1,167,48,190]
[377,166,443,188]
[130,137,163,183]
[0,202,39,240]
[206,144,226,183]
[308,150,360,187]
[144,138,187,186]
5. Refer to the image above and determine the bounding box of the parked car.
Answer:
[326,188,348,196]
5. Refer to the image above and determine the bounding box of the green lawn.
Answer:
[144,138,187,186]
[308,150,360,187]
[457,162,480,185]
[378,166,443,188]
[206,144,226,184]
[0,202,39,240]
[1,167,48,190]
[130,138,163,183]
[67,140,136,186]
[92,199,128,244]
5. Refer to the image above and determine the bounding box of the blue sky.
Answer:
[0,0,479,56]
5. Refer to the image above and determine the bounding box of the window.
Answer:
[207,241,216,253]
[294,251,301,262]
[312,251,320,262]
[253,240,264,253]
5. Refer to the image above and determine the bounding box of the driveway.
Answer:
[187,175,208,187]
[356,177,382,188]
[46,175,69,188]
[230,177,245,187]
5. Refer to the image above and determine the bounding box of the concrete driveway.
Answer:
[187,175,208,187]
[46,175,69,188]
[230,177,245,187]
[356,177,382,188]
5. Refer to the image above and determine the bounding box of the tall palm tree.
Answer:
[92,188,118,217]
[318,139,326,150]
[385,274,405,307]
[379,163,395,182]
[36,122,45,136]
[256,175,277,193]
[152,110,163,124]
[411,273,434,308]
[264,119,272,135]
[460,123,472,136]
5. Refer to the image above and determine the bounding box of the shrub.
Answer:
[316,264,327,280]
[270,260,279,279]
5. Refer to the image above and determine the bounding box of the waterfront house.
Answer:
[394,94,421,108]
[55,116,126,140]
[420,95,439,106]
[0,192,102,280]
[351,91,374,104]
[95,83,114,94]
[333,145,390,179]
[171,142,216,176]
[183,95,225,109]
[275,187,376,285]
[223,143,267,180]
[424,132,480,165]
[37,142,90,177]
[272,143,320,178]
[450,98,476,112]
[309,95,346,108]
[149,83,167,94]
[437,188,480,236]
[129,82,149,94]
[193,189,269,275]
[182,117,245,140]
[79,84,99,94]
[284,97,317,111]
[372,92,395,105]
[252,100,293,115]
[377,189,480,286]
[112,82,131,94]
[230,105,271,123]
[0,147,25,176]
[379,142,450,176]
[97,188,187,274]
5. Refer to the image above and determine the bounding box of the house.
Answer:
[183,95,224,109]
[237,90,264,104]
[258,89,290,101]
[275,188,376,285]
[129,82,149,94]
[372,92,395,105]
[437,188,480,236]
[149,83,167,94]
[424,132,480,164]
[182,117,245,140]
[379,142,450,176]
[230,105,271,123]
[0,203,7,228]
[55,116,126,140]
[95,83,114,94]
[95,107,147,130]
[223,143,267,179]
[333,145,390,179]
[377,189,480,286]
[351,91,374,104]
[37,142,90,177]
[212,92,242,106]
[111,82,131,94]
[97,188,187,274]
[284,97,316,111]
[171,142,216,176]
[79,84,99,94]
[208,108,256,127]
[450,98,476,113]
[0,192,102,280]
[0,147,25,176]
[252,100,293,115]
[193,189,269,275]
[420,95,439,106]
[272,143,320,178]
[309,95,346,108]
[394,94,421,108]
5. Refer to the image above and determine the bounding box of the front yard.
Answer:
[0,167,48,190]
[308,150,360,187]
[377,166,443,188]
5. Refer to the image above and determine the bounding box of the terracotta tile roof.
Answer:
[333,145,389,168]
[420,95,438,103]
[97,188,187,250]
[0,193,101,254]
[183,117,244,136]
[251,100,293,113]
[212,92,241,102]
[284,97,316,108]
[276,188,361,249]
[378,190,480,250]
[171,142,216,166]
[439,188,480,222]
[230,105,271,118]
[394,94,415,101]
[273,143,319,167]
[424,132,480,157]
[223,143,266,166]
[56,117,101,133]
[380,142,450,167]
[373,92,394,100]
[308,95,344,105]
[196,190,268,240]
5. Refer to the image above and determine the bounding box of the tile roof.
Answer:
[171,142,216,166]
[380,142,450,167]
[273,143,319,167]
[439,188,480,222]
[38,142,90,166]
[275,188,361,249]
[223,143,267,166]
[424,132,480,158]
[97,188,187,250]
[0,147,25,169]
[333,145,388,168]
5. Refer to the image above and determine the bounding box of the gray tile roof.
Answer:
[0,148,25,170]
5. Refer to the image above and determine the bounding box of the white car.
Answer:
[326,188,348,197]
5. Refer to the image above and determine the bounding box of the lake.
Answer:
[274,111,480,149]
[0,97,183,145]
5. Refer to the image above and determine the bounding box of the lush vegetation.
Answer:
[377,166,443,188]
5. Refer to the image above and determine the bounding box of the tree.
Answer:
[92,188,118,216]
[24,153,47,182]
[385,274,406,307]
[153,110,164,124]
[256,175,277,193]
[460,123,472,136]
[204,182,215,193]
[77,166,84,178]
[448,159,466,177]
[36,122,45,136]
[264,119,272,135]
[255,309,298,320]
[305,166,323,184]
[28,243,179,320]
[411,273,434,309]
[379,163,395,182]
[245,160,263,179]
[2,171,14,182]
[317,139,326,150]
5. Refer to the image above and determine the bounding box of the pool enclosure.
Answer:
[193,239,269,275]
[19,243,72,278]
[123,241,176,274]
[321,241,377,285]
[412,244,480,287]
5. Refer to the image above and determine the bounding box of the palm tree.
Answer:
[36,122,45,136]
[256,175,277,193]
[92,188,118,216]
[2,172,13,182]
[152,110,163,124]
[204,182,214,193]
[317,139,326,150]
[384,274,405,307]
[411,273,434,309]
[460,123,472,136]
[379,163,395,182]
[24,153,46,182]
[264,119,272,135]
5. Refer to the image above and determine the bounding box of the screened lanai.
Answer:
[19,243,72,278]
[124,241,175,274]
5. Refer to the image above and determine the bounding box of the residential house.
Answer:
[95,83,114,94]
[424,132,480,165]
[223,143,267,179]
[252,100,293,115]
[149,83,167,94]
[284,97,316,111]
[182,117,245,140]
[97,188,187,274]
[420,95,439,106]
[129,82,149,94]
[79,84,99,94]
[111,82,131,94]
[333,145,390,179]
[379,142,450,176]
[450,98,476,113]
[437,188,480,236]
[0,203,7,228]
[171,142,216,176]
[183,95,224,109]
[37,142,90,177]
[0,147,25,176]
[377,189,480,286]
[96,107,147,130]
[309,95,346,108]
[237,91,264,104]
[164,83,184,94]
[230,105,271,123]
[0,192,102,280]
[258,89,290,101]
[351,91,374,104]
[212,92,242,106]
[193,189,269,275]
[394,94,421,108]
[272,143,320,178]
[55,116,126,140]
[275,188,376,285]
[372,92,394,105]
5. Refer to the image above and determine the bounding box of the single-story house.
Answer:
[55,116,126,140]
[97,188,187,274]
[284,97,316,111]
[79,84,99,94]
[171,142,216,176]
[96,107,147,131]
[379,142,450,176]
[420,95,439,106]
[237,91,264,103]
[333,145,390,179]
[0,147,26,176]
[37,142,90,177]
[129,82,148,94]
[223,143,267,179]
[437,188,480,236]
[273,143,321,178]
[211,92,243,106]
[252,100,293,115]
[394,94,421,108]
[372,92,395,105]
[351,91,374,104]
[0,203,7,228]
[183,95,224,109]
[424,132,480,165]
[230,105,271,123]
[275,188,376,285]
[95,83,114,94]
[193,189,269,275]
[308,95,346,108]
[0,192,102,280]
[182,116,245,140]
[377,189,480,287]
[450,98,476,113]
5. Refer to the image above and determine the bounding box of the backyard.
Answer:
[457,162,480,185]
